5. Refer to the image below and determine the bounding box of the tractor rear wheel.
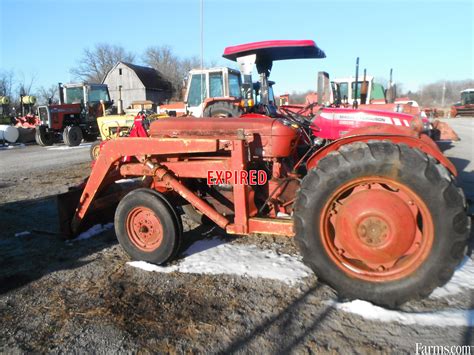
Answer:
[63,126,83,146]
[294,141,469,308]
[35,126,54,146]
[115,189,182,264]
[203,101,243,117]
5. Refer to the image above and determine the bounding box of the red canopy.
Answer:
[223,40,326,62]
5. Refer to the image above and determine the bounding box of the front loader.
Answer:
[58,40,470,308]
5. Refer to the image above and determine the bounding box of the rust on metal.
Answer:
[227,217,294,237]
[320,177,434,282]
[126,206,164,251]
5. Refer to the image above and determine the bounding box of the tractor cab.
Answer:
[460,89,474,106]
[331,76,375,106]
[61,83,112,107]
[223,40,326,116]
[184,67,242,117]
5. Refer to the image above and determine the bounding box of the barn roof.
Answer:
[105,62,172,92]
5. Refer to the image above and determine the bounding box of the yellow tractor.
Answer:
[90,109,169,160]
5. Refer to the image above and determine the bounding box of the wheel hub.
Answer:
[126,207,163,251]
[357,216,389,246]
[334,188,417,268]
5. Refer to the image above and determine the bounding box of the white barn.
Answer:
[103,62,172,109]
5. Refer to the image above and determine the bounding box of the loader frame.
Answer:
[70,135,294,237]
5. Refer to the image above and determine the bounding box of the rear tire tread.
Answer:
[294,141,469,307]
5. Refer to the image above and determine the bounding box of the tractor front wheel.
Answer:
[115,189,182,264]
[294,141,469,308]
[89,141,101,161]
[203,101,243,117]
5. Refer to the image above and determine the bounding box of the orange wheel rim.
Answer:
[126,206,163,251]
[320,177,434,282]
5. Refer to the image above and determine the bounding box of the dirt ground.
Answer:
[0,125,473,353]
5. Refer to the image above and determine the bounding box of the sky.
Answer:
[0,0,473,95]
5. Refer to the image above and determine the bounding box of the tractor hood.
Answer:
[149,114,298,158]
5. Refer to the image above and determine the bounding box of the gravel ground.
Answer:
[0,125,473,353]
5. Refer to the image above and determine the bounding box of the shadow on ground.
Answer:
[0,195,117,295]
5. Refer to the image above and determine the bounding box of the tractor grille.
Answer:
[38,106,49,125]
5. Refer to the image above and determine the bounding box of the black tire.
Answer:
[203,101,243,117]
[115,189,182,264]
[89,141,101,161]
[64,126,83,146]
[294,141,470,308]
[35,126,54,146]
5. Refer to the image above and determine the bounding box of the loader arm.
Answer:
[70,137,220,234]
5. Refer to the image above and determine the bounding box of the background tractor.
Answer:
[35,82,112,146]
[450,88,474,117]
[58,40,469,308]
[157,67,244,118]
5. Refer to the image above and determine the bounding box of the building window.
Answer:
[119,68,122,75]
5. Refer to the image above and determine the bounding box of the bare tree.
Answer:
[410,79,474,107]
[37,84,59,105]
[16,72,36,97]
[71,43,135,83]
[143,45,183,99]
[143,46,210,100]
[0,70,14,98]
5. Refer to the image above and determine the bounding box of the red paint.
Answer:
[320,178,434,281]
[149,115,298,158]
[126,206,163,252]
[305,125,457,176]
[223,40,326,61]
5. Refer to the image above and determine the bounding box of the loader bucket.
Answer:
[57,187,84,238]
[432,120,460,141]
[57,179,144,239]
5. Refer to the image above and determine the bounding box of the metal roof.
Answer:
[106,62,172,92]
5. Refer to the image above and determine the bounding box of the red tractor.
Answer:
[59,40,469,308]
[35,82,112,146]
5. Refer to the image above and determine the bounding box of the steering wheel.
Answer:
[279,106,313,129]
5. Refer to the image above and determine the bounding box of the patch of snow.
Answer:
[47,142,93,151]
[128,261,178,274]
[330,300,474,327]
[73,223,114,241]
[128,237,312,285]
[15,231,31,237]
[430,257,474,299]
[0,143,25,150]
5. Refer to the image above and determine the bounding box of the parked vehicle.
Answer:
[450,88,474,117]
[58,40,469,308]
[35,83,112,146]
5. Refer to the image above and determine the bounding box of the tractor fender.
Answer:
[307,127,457,176]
